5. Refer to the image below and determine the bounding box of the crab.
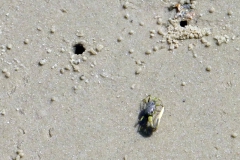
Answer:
[135,95,165,136]
[173,3,195,21]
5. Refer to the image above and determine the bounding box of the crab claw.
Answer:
[153,106,165,131]
[175,3,181,12]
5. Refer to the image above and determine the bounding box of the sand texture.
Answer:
[0,0,239,159]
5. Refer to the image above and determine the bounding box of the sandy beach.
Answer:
[0,0,239,159]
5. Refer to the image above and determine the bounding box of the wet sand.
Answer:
[0,0,239,159]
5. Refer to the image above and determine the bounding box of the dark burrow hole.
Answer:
[180,21,188,27]
[73,43,85,55]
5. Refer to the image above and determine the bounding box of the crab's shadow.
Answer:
[136,110,154,138]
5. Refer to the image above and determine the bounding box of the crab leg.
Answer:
[148,115,154,128]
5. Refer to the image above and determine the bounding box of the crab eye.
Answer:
[149,109,154,115]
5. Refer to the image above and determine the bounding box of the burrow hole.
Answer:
[180,21,188,27]
[73,43,85,55]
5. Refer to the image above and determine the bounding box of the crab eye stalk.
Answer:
[147,109,154,115]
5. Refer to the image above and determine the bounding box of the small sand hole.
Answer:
[73,43,85,55]
[180,21,188,27]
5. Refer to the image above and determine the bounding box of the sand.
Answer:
[0,0,239,159]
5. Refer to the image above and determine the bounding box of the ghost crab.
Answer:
[173,3,195,21]
[135,95,165,136]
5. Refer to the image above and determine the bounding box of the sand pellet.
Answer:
[73,86,78,91]
[150,33,155,38]
[188,44,194,51]
[60,48,65,53]
[206,30,212,36]
[64,65,71,70]
[193,53,197,58]
[227,10,233,16]
[145,50,152,55]
[181,82,186,86]
[37,26,42,31]
[18,152,24,158]
[129,30,134,35]
[129,49,134,54]
[73,65,80,72]
[201,38,207,44]
[209,7,215,13]
[50,26,56,33]
[150,30,156,34]
[90,64,95,68]
[189,33,194,39]
[24,39,30,44]
[139,22,144,26]
[82,56,87,61]
[5,72,10,78]
[0,109,6,115]
[135,60,142,65]
[80,75,86,80]
[131,84,136,89]
[100,72,108,78]
[39,59,46,66]
[2,68,7,73]
[153,46,158,51]
[96,44,104,52]
[123,2,129,9]
[205,42,211,47]
[76,30,84,37]
[73,60,80,65]
[117,37,123,42]
[157,18,162,25]
[89,48,97,55]
[60,8,67,13]
[60,68,64,74]
[6,44,12,50]
[169,44,175,50]
[16,149,24,155]
[47,49,52,53]
[206,66,211,72]
[157,29,165,36]
[135,67,142,74]
[124,13,129,19]
[17,149,24,158]
[51,96,58,102]
[214,35,230,45]
[15,155,21,160]
[231,132,238,138]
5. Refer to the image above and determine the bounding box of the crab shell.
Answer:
[144,101,156,115]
